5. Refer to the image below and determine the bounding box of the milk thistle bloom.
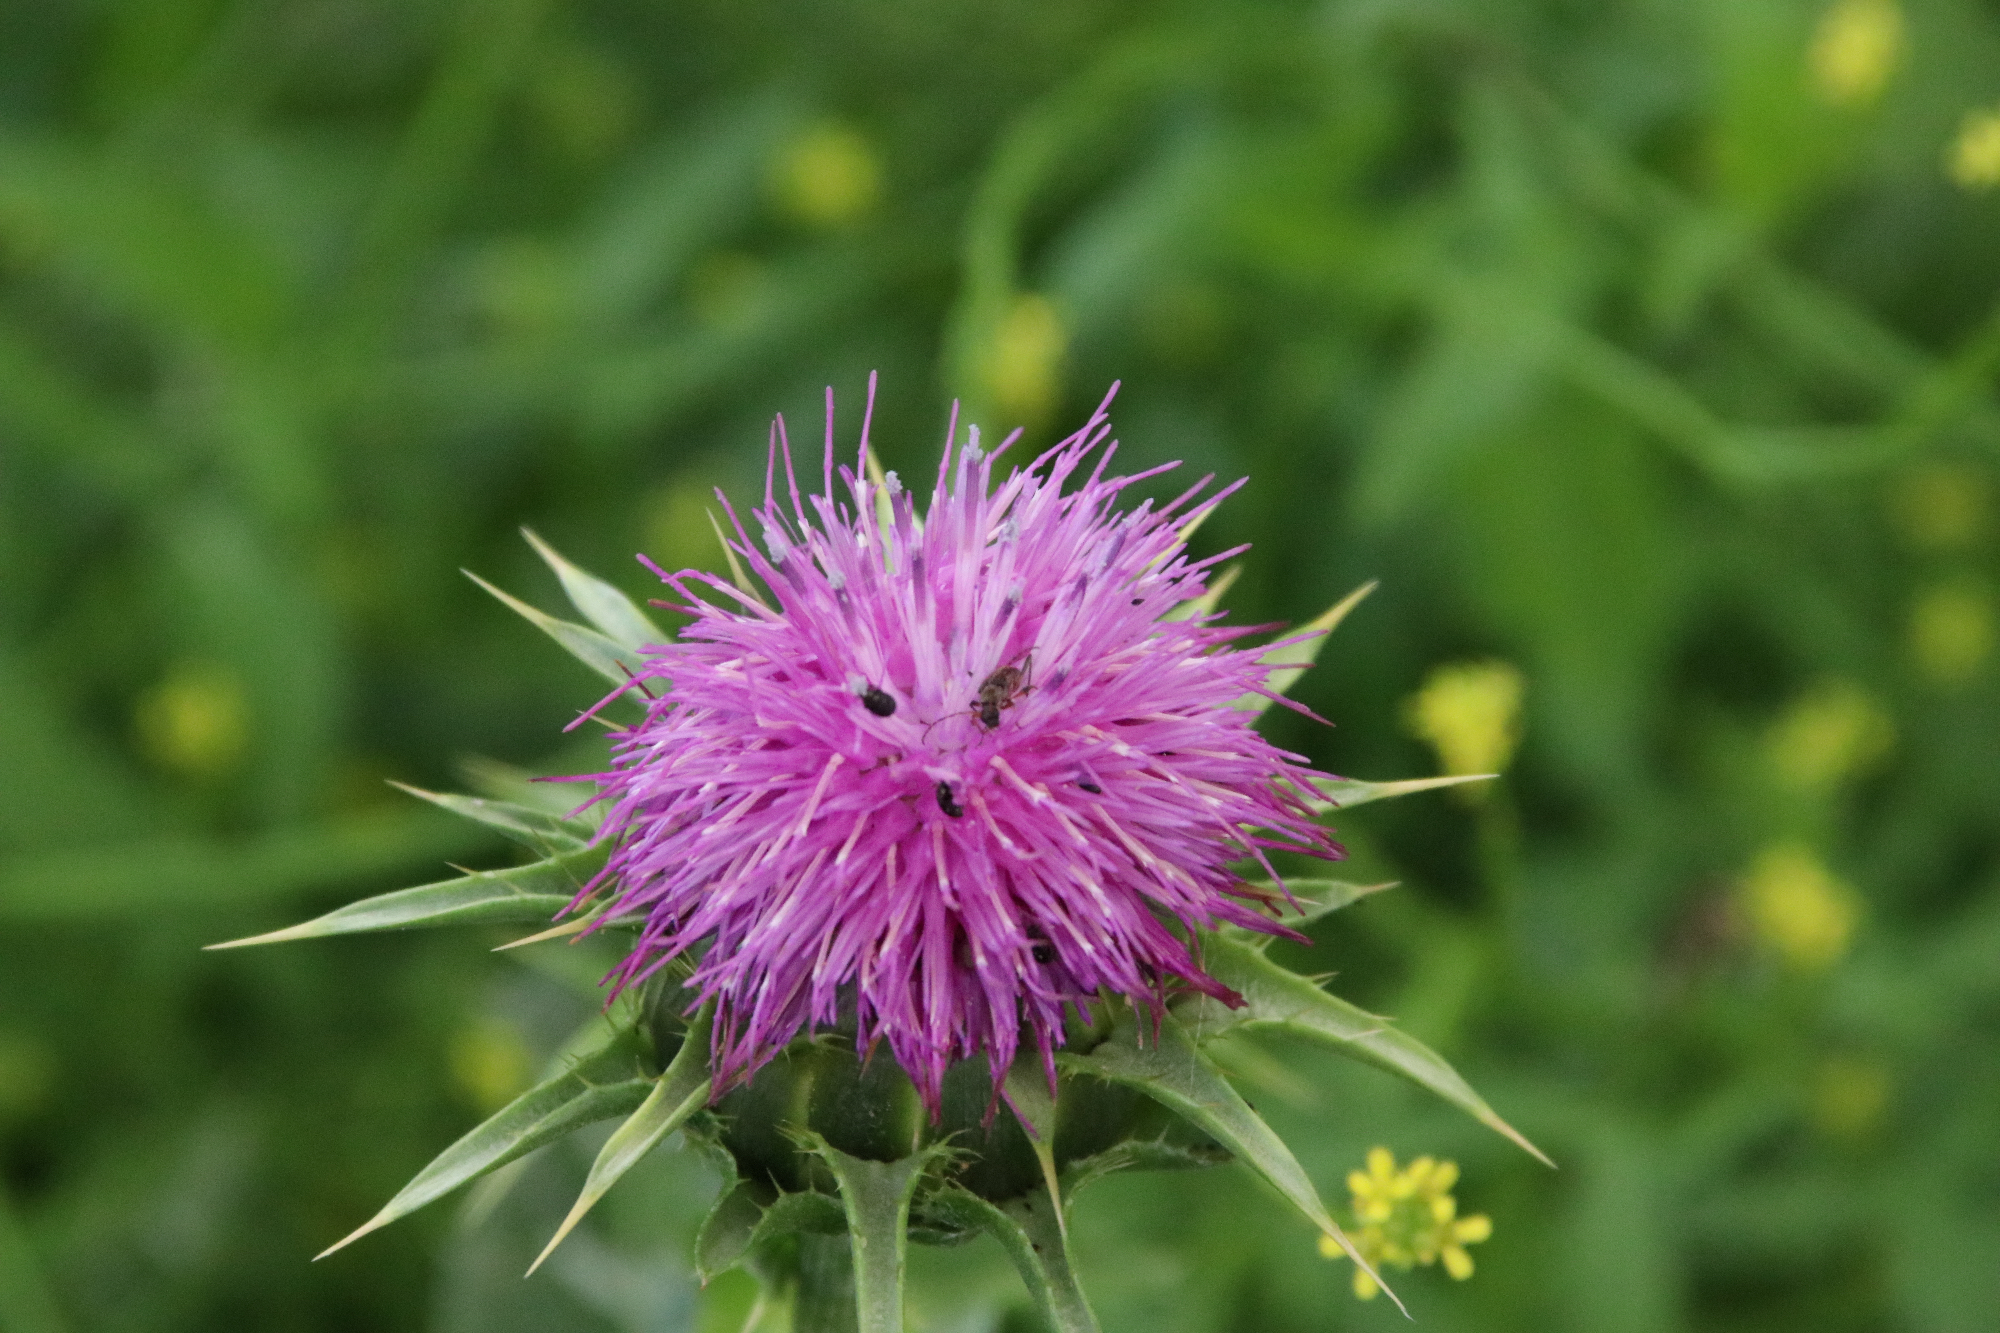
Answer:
[218,379,1542,1332]
[583,380,1339,1112]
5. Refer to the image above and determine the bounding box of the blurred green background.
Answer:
[4,0,1999,1329]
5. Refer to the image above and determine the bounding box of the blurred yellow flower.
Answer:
[773,124,882,229]
[1765,679,1894,791]
[134,661,250,781]
[1319,1147,1492,1300]
[449,1018,533,1114]
[1740,842,1860,971]
[1809,0,1904,107]
[984,292,1068,427]
[1407,660,1524,794]
[1909,581,1995,684]
[1892,461,1988,551]
[1811,1054,1892,1142]
[1948,107,2000,190]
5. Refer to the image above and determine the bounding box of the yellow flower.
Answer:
[1321,1147,1492,1300]
[1909,581,1995,685]
[984,293,1068,428]
[1949,107,2000,190]
[1809,0,1904,107]
[1740,842,1861,971]
[1407,660,1525,795]
[134,661,250,781]
[773,124,882,229]
[1765,679,1894,791]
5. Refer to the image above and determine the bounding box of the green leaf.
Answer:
[1233,878,1396,931]
[521,527,667,653]
[1196,933,1552,1165]
[1001,1056,1067,1241]
[1055,1010,1400,1312]
[1307,772,1495,812]
[464,569,645,688]
[206,845,604,949]
[920,1187,1100,1333]
[316,1023,654,1257]
[528,1007,715,1273]
[695,1179,768,1282]
[802,1140,947,1333]
[458,754,602,825]
[1234,581,1375,714]
[388,782,590,853]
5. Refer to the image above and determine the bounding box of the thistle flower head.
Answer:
[581,380,1342,1112]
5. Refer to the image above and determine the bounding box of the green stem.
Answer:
[793,1233,858,1333]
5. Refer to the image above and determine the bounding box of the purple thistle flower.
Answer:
[579,379,1342,1113]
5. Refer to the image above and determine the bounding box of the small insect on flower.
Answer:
[574,377,1342,1113]
[971,654,1033,729]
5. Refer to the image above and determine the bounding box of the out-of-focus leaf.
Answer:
[0,1178,70,1333]
[317,1023,654,1257]
[388,782,590,853]
[464,570,645,689]
[206,845,603,948]
[1195,934,1550,1164]
[0,811,494,921]
[520,528,665,653]
[1055,1011,1398,1311]
[528,1007,714,1273]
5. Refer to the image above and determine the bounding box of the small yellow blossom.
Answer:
[773,124,882,229]
[984,293,1068,427]
[1765,679,1894,791]
[1319,1147,1492,1300]
[1809,0,1904,107]
[134,661,250,781]
[449,1017,533,1114]
[1892,462,1989,551]
[1740,842,1861,971]
[1908,581,1995,684]
[1949,107,2000,190]
[1407,660,1525,796]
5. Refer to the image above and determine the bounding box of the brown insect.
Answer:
[971,654,1033,729]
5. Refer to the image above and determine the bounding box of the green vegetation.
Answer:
[3,1,1996,1329]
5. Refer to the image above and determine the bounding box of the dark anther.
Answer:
[1031,941,1056,964]
[861,686,896,717]
[1131,597,1143,605]
[936,781,964,819]
[1077,780,1102,794]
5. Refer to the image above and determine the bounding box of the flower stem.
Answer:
[793,1234,859,1333]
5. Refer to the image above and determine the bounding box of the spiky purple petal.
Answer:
[580,380,1342,1112]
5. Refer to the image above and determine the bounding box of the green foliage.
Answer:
[5,0,2000,1329]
